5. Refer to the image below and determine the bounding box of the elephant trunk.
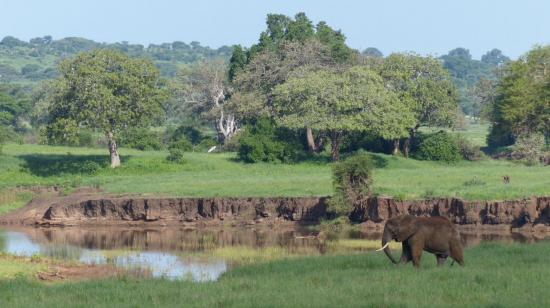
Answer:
[382,226,398,264]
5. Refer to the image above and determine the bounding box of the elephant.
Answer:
[377,215,464,267]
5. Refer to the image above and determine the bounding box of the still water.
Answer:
[0,226,546,281]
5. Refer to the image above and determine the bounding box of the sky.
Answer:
[1,0,549,59]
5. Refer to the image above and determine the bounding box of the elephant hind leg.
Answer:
[436,254,448,266]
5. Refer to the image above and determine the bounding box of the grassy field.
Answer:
[0,143,548,201]
[0,242,548,307]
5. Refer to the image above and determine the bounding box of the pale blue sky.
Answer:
[1,0,549,59]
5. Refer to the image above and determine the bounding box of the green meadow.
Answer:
[0,242,548,307]
[1,142,548,201]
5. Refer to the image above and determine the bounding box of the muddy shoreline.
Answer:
[0,190,548,233]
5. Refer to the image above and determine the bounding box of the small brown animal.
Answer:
[378,215,464,267]
[503,175,510,184]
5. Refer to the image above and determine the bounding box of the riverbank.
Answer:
[1,242,549,307]
[1,189,548,232]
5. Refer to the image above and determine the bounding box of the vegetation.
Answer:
[45,49,166,167]
[1,242,549,307]
[329,153,373,216]
[0,35,232,83]
[415,131,462,163]
[488,45,550,149]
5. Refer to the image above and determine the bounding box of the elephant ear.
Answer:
[396,215,419,242]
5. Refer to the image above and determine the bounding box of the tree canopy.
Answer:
[272,66,414,161]
[46,49,166,167]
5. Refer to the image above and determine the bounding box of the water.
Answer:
[0,226,546,281]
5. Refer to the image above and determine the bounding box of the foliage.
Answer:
[119,128,163,151]
[168,139,192,152]
[171,59,237,143]
[237,117,300,163]
[166,148,185,164]
[381,53,458,129]
[0,35,232,83]
[45,49,166,166]
[329,153,373,216]
[272,66,414,160]
[440,47,509,117]
[510,133,546,165]
[415,131,461,163]
[488,45,550,149]
[455,136,485,161]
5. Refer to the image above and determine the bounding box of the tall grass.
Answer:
[0,242,548,307]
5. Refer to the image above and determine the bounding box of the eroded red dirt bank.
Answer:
[0,191,548,232]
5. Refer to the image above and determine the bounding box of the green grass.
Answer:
[0,143,548,200]
[0,242,549,307]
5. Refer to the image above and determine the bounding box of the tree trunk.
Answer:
[392,139,400,155]
[306,127,317,152]
[403,126,419,158]
[330,131,343,162]
[403,138,410,158]
[106,132,121,168]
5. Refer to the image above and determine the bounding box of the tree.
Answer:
[362,47,383,58]
[272,66,414,161]
[468,77,496,121]
[46,49,166,167]
[381,53,458,156]
[489,45,550,148]
[481,49,510,67]
[173,59,237,143]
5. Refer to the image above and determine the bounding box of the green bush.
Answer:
[119,128,163,151]
[237,117,300,163]
[456,136,485,161]
[328,153,374,217]
[166,148,185,164]
[168,139,192,152]
[170,125,204,145]
[415,131,461,163]
[77,129,95,147]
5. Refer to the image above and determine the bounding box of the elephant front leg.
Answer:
[399,242,412,264]
[410,241,424,268]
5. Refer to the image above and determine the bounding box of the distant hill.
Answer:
[0,35,232,83]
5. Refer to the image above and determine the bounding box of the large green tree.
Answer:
[230,13,356,152]
[272,67,414,161]
[46,49,166,167]
[489,45,550,147]
[380,53,458,156]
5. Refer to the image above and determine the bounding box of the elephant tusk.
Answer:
[376,242,390,252]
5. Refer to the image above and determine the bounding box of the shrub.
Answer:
[237,117,301,163]
[510,133,545,165]
[456,136,485,161]
[168,139,192,152]
[78,129,95,147]
[170,125,204,145]
[328,153,374,217]
[415,131,461,163]
[119,128,163,151]
[166,148,185,164]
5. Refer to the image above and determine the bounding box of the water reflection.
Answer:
[0,226,546,281]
